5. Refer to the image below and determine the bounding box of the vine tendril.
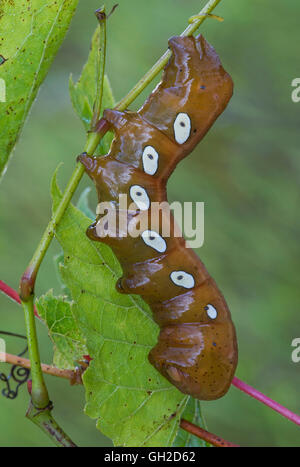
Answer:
[0,331,30,400]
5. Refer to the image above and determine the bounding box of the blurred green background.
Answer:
[0,0,300,447]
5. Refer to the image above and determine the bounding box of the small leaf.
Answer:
[51,169,189,446]
[0,0,79,179]
[173,398,211,447]
[69,27,115,155]
[36,290,87,370]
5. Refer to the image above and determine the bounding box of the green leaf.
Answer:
[36,290,87,370]
[0,0,79,179]
[51,169,188,446]
[69,27,114,155]
[52,188,94,298]
[173,398,211,447]
[53,251,71,297]
[76,187,95,220]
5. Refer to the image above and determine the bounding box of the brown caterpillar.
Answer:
[79,35,238,400]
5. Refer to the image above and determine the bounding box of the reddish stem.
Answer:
[0,280,20,304]
[180,419,239,447]
[232,377,300,426]
[0,280,39,318]
[4,352,82,384]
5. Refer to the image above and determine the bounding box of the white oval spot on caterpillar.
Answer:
[170,270,195,289]
[174,113,191,144]
[141,230,167,253]
[142,146,159,175]
[130,185,150,211]
[205,304,218,320]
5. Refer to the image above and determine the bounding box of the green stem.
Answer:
[23,297,48,408]
[91,7,107,129]
[26,401,77,447]
[22,298,77,445]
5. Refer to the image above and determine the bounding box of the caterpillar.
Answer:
[78,34,238,400]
